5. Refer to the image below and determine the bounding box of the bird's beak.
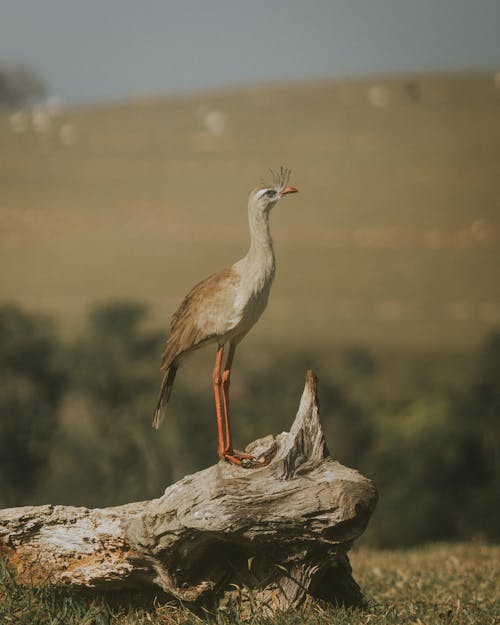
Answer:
[280,186,299,197]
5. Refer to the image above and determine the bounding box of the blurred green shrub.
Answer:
[353,332,500,546]
[44,300,172,506]
[452,332,500,540]
[0,304,66,506]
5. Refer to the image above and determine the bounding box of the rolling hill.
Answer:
[1,72,499,349]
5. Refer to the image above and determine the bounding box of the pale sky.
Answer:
[1,0,499,104]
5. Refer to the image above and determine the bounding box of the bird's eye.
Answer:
[265,190,276,198]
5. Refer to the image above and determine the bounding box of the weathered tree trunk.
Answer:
[0,371,377,616]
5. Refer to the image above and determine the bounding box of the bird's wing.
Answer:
[161,267,240,371]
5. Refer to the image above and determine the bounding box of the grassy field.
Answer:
[1,74,498,624]
[1,72,499,350]
[1,542,498,624]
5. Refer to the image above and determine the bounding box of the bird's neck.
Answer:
[245,209,275,274]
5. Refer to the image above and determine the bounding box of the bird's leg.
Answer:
[212,344,226,459]
[221,343,255,465]
[213,344,269,468]
[213,344,246,465]
[221,343,235,452]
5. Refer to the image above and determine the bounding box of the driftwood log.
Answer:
[0,371,377,616]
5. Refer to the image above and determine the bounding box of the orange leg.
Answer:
[212,344,225,459]
[221,343,254,464]
[221,343,236,452]
[213,344,245,464]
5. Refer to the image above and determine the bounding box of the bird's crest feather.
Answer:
[259,166,292,192]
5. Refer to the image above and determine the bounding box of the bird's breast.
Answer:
[228,261,275,335]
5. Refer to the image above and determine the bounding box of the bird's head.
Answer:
[249,167,298,215]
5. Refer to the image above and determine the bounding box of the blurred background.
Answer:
[0,1,499,547]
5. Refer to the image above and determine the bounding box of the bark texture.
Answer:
[0,371,377,616]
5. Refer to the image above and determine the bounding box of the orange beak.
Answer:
[280,186,299,197]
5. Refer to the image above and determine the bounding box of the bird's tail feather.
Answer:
[152,365,177,429]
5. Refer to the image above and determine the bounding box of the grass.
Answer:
[1,72,499,350]
[1,542,498,624]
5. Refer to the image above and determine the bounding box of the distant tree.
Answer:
[363,394,458,546]
[45,300,169,507]
[73,301,160,409]
[0,62,46,107]
[0,305,66,506]
[361,332,500,547]
[342,346,377,378]
[453,330,500,540]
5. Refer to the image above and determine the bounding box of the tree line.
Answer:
[0,301,498,547]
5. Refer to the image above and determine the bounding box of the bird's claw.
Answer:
[222,449,269,469]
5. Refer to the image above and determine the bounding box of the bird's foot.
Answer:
[222,448,268,469]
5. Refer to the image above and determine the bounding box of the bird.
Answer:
[153,167,298,467]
